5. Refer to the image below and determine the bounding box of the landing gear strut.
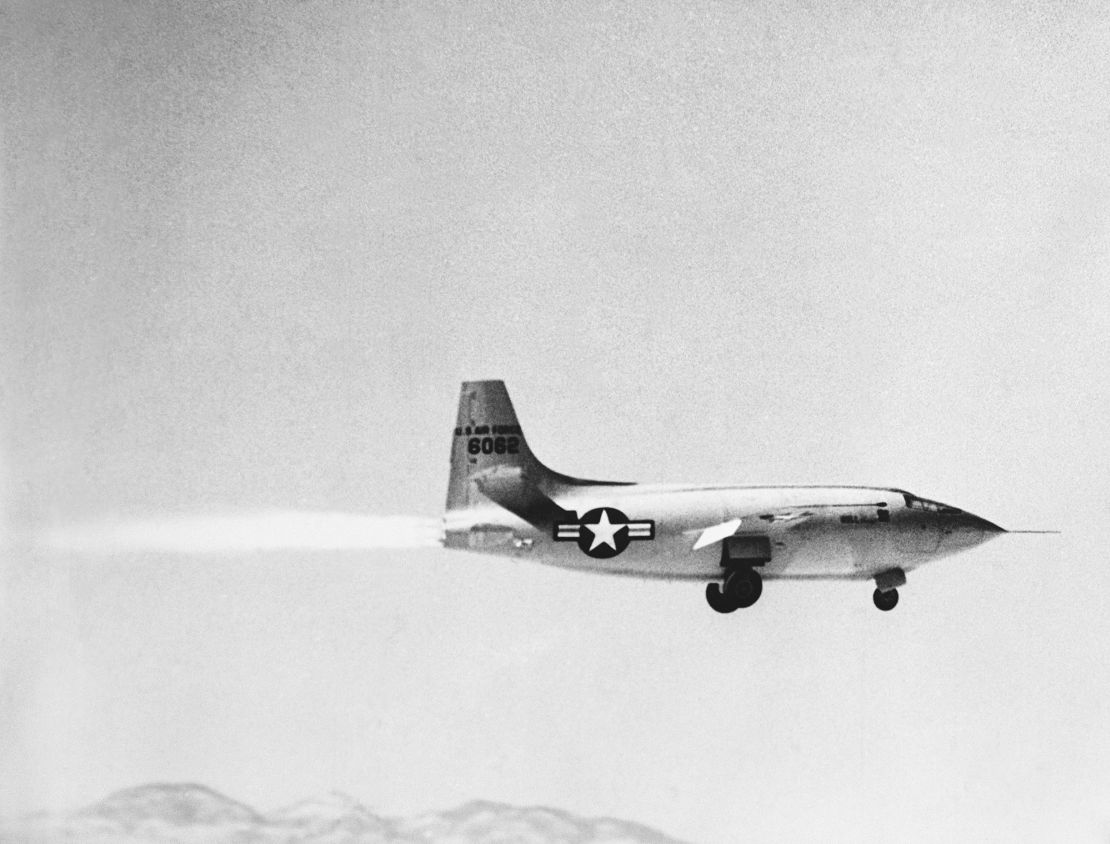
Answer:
[706,567,763,613]
[873,587,899,611]
[872,568,905,612]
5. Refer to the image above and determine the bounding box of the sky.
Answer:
[2,1,1110,841]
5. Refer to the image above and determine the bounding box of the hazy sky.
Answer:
[3,1,1110,841]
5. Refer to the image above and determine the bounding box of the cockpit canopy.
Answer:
[903,493,962,515]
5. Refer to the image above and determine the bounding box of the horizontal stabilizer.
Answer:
[471,465,571,529]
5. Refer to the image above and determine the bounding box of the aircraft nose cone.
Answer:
[968,514,1006,534]
[945,512,1005,547]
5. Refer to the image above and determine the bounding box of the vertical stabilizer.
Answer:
[445,381,632,520]
[446,381,545,513]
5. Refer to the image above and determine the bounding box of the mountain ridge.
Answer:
[0,783,692,844]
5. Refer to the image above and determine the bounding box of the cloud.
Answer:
[39,511,442,554]
[0,783,690,843]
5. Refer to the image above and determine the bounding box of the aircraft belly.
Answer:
[535,533,720,579]
[767,532,857,577]
[766,528,901,578]
[456,511,927,582]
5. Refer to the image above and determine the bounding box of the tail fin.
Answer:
[445,380,631,519]
[446,380,544,512]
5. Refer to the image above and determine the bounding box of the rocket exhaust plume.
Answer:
[40,511,442,555]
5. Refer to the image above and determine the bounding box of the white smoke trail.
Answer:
[40,511,442,555]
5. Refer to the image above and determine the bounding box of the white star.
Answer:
[584,510,623,551]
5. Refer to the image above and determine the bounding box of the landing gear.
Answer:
[705,582,736,613]
[705,567,763,613]
[728,567,763,608]
[873,587,899,612]
[872,567,905,612]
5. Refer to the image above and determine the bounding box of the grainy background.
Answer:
[2,2,1108,841]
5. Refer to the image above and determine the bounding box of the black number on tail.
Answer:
[467,436,522,456]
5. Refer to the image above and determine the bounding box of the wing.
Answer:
[687,509,816,550]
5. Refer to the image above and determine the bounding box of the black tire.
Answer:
[725,567,763,608]
[706,581,739,614]
[873,587,899,612]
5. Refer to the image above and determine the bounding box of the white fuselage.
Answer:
[443,484,1001,581]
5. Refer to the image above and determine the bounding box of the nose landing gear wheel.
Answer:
[873,587,899,612]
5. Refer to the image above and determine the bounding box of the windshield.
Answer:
[903,493,962,515]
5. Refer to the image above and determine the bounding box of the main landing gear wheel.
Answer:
[706,567,763,613]
[705,582,737,613]
[873,588,899,612]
